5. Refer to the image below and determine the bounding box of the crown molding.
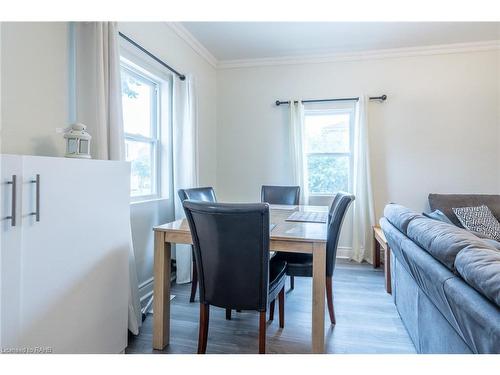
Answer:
[165,22,218,68]
[158,27,500,71]
[217,40,500,69]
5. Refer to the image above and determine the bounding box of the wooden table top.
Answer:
[154,204,329,243]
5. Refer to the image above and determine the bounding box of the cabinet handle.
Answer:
[6,175,17,227]
[30,174,40,222]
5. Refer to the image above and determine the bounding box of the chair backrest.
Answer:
[182,200,270,311]
[261,185,300,205]
[178,187,217,203]
[326,192,355,276]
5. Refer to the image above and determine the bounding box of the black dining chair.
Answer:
[178,187,217,302]
[182,200,287,354]
[274,191,355,325]
[261,185,300,206]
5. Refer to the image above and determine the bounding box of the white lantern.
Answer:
[64,123,92,159]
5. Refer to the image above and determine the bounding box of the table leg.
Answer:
[384,246,392,294]
[373,239,381,268]
[153,231,171,350]
[312,242,326,353]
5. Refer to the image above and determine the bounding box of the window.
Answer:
[121,63,161,199]
[303,107,355,196]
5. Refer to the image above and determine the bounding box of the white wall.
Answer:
[0,22,218,305]
[1,22,69,156]
[216,50,500,219]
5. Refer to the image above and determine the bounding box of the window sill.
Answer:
[130,197,169,206]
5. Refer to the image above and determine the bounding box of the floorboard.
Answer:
[126,259,416,354]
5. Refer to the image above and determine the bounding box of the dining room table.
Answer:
[151,204,329,353]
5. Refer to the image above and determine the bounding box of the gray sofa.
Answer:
[380,194,500,353]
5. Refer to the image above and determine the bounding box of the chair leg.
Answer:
[259,311,266,354]
[326,276,336,325]
[290,276,295,290]
[198,304,210,354]
[278,287,285,328]
[225,308,231,320]
[190,257,198,303]
[269,300,275,321]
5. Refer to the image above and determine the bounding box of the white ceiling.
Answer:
[181,22,500,61]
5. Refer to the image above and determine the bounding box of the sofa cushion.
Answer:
[406,217,486,271]
[384,204,424,235]
[423,209,453,224]
[444,277,500,353]
[455,246,500,307]
[453,205,500,241]
[481,238,500,251]
[428,194,500,228]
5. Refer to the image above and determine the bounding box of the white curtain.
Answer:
[74,22,142,334]
[289,100,308,204]
[173,75,198,284]
[75,22,125,160]
[351,96,376,263]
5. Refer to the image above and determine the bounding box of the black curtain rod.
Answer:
[275,95,387,106]
[119,32,186,81]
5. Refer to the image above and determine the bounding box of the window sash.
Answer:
[303,107,355,196]
[125,133,157,144]
[126,137,160,200]
[121,65,159,139]
[121,61,162,201]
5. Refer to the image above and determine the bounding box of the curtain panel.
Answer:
[74,22,142,334]
[289,100,308,204]
[172,75,199,284]
[351,96,376,262]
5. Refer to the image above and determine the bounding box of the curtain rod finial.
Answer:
[179,75,186,81]
[275,100,282,106]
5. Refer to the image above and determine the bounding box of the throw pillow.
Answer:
[423,209,453,224]
[452,205,500,241]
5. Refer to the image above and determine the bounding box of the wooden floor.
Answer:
[126,260,416,354]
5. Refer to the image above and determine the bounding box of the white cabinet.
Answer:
[1,155,130,353]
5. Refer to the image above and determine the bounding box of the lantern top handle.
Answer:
[71,123,87,131]
[63,123,91,141]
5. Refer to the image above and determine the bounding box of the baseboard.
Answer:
[336,246,352,259]
[138,277,154,291]
[138,277,154,309]
[140,290,153,304]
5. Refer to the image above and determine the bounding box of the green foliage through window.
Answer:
[304,109,353,195]
[307,155,349,194]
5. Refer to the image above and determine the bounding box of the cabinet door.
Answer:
[0,155,23,350]
[19,156,130,353]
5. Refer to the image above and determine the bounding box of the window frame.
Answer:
[303,106,356,197]
[120,59,162,202]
